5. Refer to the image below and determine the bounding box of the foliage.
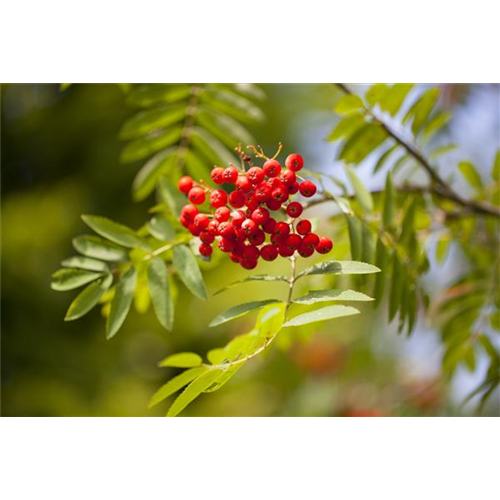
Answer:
[50,83,500,416]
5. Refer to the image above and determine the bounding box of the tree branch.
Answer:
[334,83,500,218]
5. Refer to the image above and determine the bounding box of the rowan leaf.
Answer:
[106,266,137,339]
[73,235,128,262]
[147,257,174,331]
[283,305,360,327]
[51,268,104,291]
[209,300,282,327]
[64,275,112,321]
[172,245,208,300]
[297,260,380,280]
[293,289,374,305]
[159,352,203,368]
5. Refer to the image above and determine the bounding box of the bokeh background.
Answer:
[1,83,499,416]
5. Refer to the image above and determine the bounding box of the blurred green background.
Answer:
[1,83,497,416]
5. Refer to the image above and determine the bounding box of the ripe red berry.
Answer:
[229,190,245,208]
[262,218,277,234]
[193,213,210,230]
[286,201,303,218]
[235,175,252,192]
[285,234,302,252]
[274,221,290,239]
[285,153,304,172]
[251,207,270,225]
[315,236,333,254]
[231,210,246,227]
[271,186,289,203]
[302,233,320,249]
[299,180,317,198]
[181,204,199,222]
[255,182,272,202]
[199,231,215,244]
[280,169,296,186]
[288,181,300,195]
[240,258,258,270]
[210,189,228,208]
[298,244,314,258]
[223,167,238,184]
[199,243,213,256]
[211,167,225,185]
[243,245,260,261]
[245,192,259,210]
[241,218,257,237]
[218,238,235,253]
[266,199,282,211]
[188,223,200,236]
[248,229,265,246]
[260,244,279,261]
[215,206,230,222]
[263,159,282,178]
[267,177,284,189]
[229,252,240,263]
[178,176,193,194]
[278,245,294,257]
[218,221,234,238]
[247,167,265,185]
[188,187,206,205]
[207,220,219,235]
[296,219,312,235]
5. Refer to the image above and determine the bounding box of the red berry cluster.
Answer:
[177,149,332,269]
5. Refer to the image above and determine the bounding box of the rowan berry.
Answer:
[271,186,289,203]
[263,159,281,178]
[211,167,225,185]
[280,169,296,186]
[278,245,294,257]
[255,182,272,202]
[262,218,277,234]
[274,221,290,239]
[199,243,213,256]
[298,245,314,258]
[247,167,265,184]
[188,187,206,205]
[231,210,246,228]
[299,180,317,198]
[315,236,333,254]
[248,229,265,246]
[223,167,238,183]
[245,192,259,210]
[296,219,312,235]
[215,206,230,222]
[218,221,234,238]
[210,189,228,208]
[285,153,304,172]
[193,213,210,230]
[241,218,257,237]
[286,201,303,218]
[288,181,300,195]
[266,199,282,211]
[284,234,302,252]
[302,233,320,250]
[235,175,252,192]
[229,190,245,208]
[178,176,193,194]
[199,231,215,244]
[251,207,270,225]
[181,204,198,222]
[260,244,279,261]
[240,258,258,270]
[218,238,235,253]
[243,245,260,261]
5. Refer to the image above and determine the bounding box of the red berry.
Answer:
[251,207,270,225]
[211,167,225,185]
[263,159,282,178]
[268,177,284,189]
[218,237,235,253]
[235,175,252,192]
[288,181,300,194]
[215,206,230,222]
[296,219,312,235]
[218,221,234,238]
[229,190,245,208]
[255,182,272,202]
[286,201,303,218]
[248,229,265,246]
[241,218,257,237]
[193,213,210,230]
[262,218,277,234]
[271,232,286,246]
[243,245,260,261]
[274,221,290,239]
[229,253,240,263]
[178,176,193,194]
[285,234,302,252]
[298,244,314,258]
[231,210,246,227]
[245,192,259,210]
[210,189,228,208]
[266,199,282,211]
[260,244,279,261]
[207,220,219,235]
[188,187,206,205]
[280,169,296,186]
[180,216,190,228]
[315,236,333,254]
[223,167,238,183]
[240,258,258,270]
[199,243,213,256]
[302,233,320,249]
[299,180,317,198]
[247,167,265,185]
[199,231,215,244]
[271,186,289,203]
[181,204,199,222]
[285,153,304,172]
[278,245,294,257]
[188,223,200,236]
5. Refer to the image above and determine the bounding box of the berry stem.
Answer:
[285,254,297,317]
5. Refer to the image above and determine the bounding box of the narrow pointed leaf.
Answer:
[159,352,203,368]
[327,113,365,142]
[458,161,482,189]
[61,257,109,273]
[107,266,137,339]
[340,124,387,165]
[214,274,288,295]
[346,214,363,260]
[159,176,187,217]
[284,305,360,327]
[297,260,380,280]
[147,215,175,241]
[127,84,191,108]
[382,171,396,229]
[293,289,374,305]
[334,94,364,114]
[346,166,374,212]
[147,257,174,331]
[72,235,128,261]
[172,245,208,300]
[209,300,281,327]
[132,149,175,202]
[51,268,104,291]
[64,275,112,321]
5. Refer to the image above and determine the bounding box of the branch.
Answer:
[335,83,500,219]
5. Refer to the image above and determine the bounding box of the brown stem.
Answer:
[334,83,500,218]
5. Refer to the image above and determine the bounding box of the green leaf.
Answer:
[373,238,388,304]
[172,245,208,300]
[366,84,389,107]
[184,150,211,183]
[159,352,203,368]
[293,289,373,305]
[127,84,191,108]
[82,215,150,251]
[167,369,225,417]
[345,166,374,212]
[361,225,375,264]
[404,88,440,135]
[340,123,387,164]
[190,126,236,166]
[492,150,500,180]
[61,256,109,272]
[149,366,207,408]
[459,161,482,189]
[373,144,397,174]
[297,260,380,280]
[209,300,282,327]
[72,235,128,262]
[436,236,451,263]
[64,275,112,321]
[159,176,186,217]
[51,268,104,291]
[132,149,175,202]
[147,257,174,331]
[214,274,288,295]
[334,94,364,114]
[422,111,450,140]
[346,214,363,260]
[200,90,264,124]
[256,303,286,338]
[429,144,458,160]
[381,84,414,116]
[147,215,175,241]
[326,113,365,142]
[202,365,242,393]
[106,266,137,339]
[120,104,186,140]
[120,126,182,163]
[382,171,396,229]
[284,305,360,327]
[388,255,402,322]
